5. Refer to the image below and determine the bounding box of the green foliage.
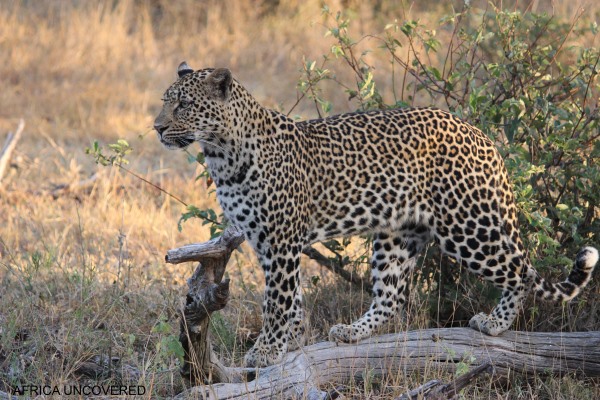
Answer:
[297,58,332,116]
[210,313,237,355]
[300,4,599,329]
[305,3,599,261]
[85,139,225,238]
[152,318,185,366]
[294,7,387,116]
[86,139,132,167]
[455,354,476,377]
[438,6,599,267]
[178,205,224,238]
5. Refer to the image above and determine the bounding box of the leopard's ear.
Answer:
[206,68,232,101]
[177,61,194,78]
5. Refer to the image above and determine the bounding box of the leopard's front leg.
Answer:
[244,244,303,367]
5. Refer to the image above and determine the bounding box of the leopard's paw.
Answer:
[329,323,370,343]
[469,313,503,336]
[287,323,306,351]
[244,338,286,368]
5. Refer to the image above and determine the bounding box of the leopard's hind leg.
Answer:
[329,225,430,343]
[435,221,531,336]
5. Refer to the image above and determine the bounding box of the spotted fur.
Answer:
[155,63,598,367]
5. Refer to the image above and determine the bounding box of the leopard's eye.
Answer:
[179,99,193,109]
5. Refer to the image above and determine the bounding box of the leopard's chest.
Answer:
[217,185,255,223]
[216,183,266,250]
[204,151,258,220]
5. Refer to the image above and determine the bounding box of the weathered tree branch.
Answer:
[166,233,371,292]
[167,230,600,399]
[73,355,142,382]
[50,172,101,198]
[166,226,244,264]
[0,119,25,185]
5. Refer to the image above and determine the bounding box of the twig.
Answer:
[165,226,245,264]
[302,246,372,293]
[396,380,443,400]
[397,363,494,400]
[118,163,189,207]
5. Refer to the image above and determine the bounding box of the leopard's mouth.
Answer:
[160,136,194,150]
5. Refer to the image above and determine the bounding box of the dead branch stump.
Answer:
[167,226,245,385]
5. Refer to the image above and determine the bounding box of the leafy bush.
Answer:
[296,4,599,331]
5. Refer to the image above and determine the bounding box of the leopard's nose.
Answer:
[154,124,168,136]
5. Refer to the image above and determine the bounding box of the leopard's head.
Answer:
[154,62,233,150]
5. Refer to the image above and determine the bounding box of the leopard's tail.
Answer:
[530,246,598,301]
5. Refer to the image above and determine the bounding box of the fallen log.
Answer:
[73,354,142,382]
[167,229,600,399]
[50,172,101,198]
[173,328,600,399]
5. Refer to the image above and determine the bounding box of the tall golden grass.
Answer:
[1,0,599,398]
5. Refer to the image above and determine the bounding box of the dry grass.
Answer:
[1,0,599,398]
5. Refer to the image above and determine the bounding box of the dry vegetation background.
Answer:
[1,0,599,398]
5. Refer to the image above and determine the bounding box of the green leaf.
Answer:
[424,37,440,53]
[331,45,344,57]
[152,320,171,335]
[400,20,418,37]
[164,335,185,364]
[429,66,442,80]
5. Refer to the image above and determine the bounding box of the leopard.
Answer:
[154,62,598,368]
